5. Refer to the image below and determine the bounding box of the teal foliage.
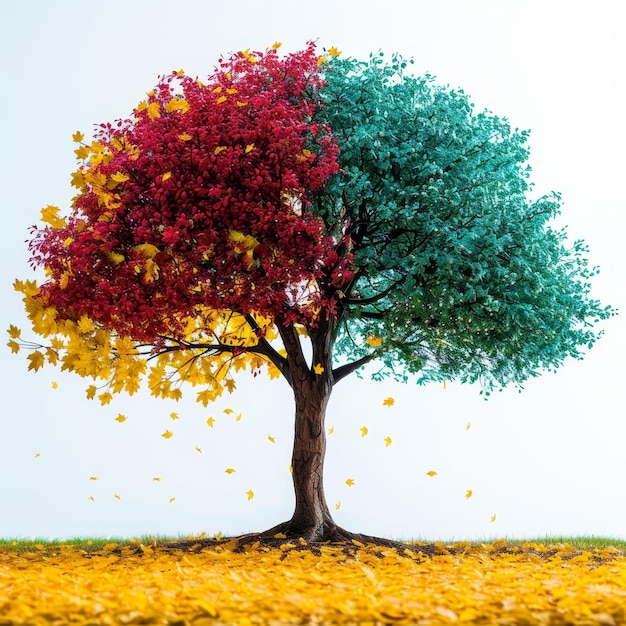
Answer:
[316,52,616,389]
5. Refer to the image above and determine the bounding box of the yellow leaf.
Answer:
[40,205,66,229]
[384,436,392,447]
[345,478,355,487]
[335,501,341,510]
[72,131,84,142]
[162,171,172,182]
[51,381,58,389]
[206,416,215,428]
[89,476,99,481]
[328,425,334,435]
[465,489,473,499]
[88,496,95,502]
[178,133,192,141]
[443,380,447,390]
[225,468,236,474]
[77,315,95,334]
[86,385,97,400]
[161,430,174,439]
[288,465,293,473]
[246,489,254,500]
[114,414,127,423]
[235,412,242,422]
[366,335,382,347]
[7,340,20,354]
[147,101,161,119]
[170,412,179,421]
[114,494,121,501]
[7,324,21,339]
[27,351,45,372]
[382,397,395,407]
[165,97,189,113]
[169,497,176,503]
[426,470,438,477]
[223,408,234,415]
[360,426,368,437]
[111,171,130,183]
[34,453,41,458]
[214,145,227,155]
[328,46,341,57]
[313,363,324,375]
[273,532,287,539]
[466,421,471,430]
[98,392,112,406]
[236,101,248,107]
[152,477,162,481]
[195,446,203,454]
[244,143,255,154]
[271,41,282,49]
[491,513,497,523]
[216,95,227,104]
[267,435,275,444]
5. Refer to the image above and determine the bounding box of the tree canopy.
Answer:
[9,42,614,540]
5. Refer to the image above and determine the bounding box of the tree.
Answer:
[10,43,614,542]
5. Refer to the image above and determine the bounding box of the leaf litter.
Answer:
[1,539,625,624]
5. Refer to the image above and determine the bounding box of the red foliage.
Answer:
[29,43,353,341]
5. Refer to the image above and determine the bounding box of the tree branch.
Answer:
[332,353,377,384]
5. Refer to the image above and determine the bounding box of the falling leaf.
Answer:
[246,489,254,500]
[360,426,368,437]
[426,470,438,477]
[267,435,276,444]
[491,514,497,523]
[443,380,447,390]
[225,468,236,475]
[465,489,473,499]
[195,446,203,454]
[114,414,127,423]
[328,425,334,435]
[271,41,282,49]
[169,412,179,421]
[313,363,324,375]
[89,476,99,481]
[72,131,84,143]
[206,417,215,428]
[51,381,58,390]
[384,436,392,447]
[169,497,176,504]
[328,46,342,57]
[382,397,395,407]
[335,501,341,510]
[235,412,242,422]
[223,408,234,415]
[466,421,471,430]
[34,453,41,459]
[152,477,162,482]
[114,494,121,501]
[88,496,95,502]
[345,478,356,487]
[161,430,174,439]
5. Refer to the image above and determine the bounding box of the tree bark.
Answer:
[287,372,336,540]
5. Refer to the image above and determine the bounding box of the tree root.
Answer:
[162,521,438,557]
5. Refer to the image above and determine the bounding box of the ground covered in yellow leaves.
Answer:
[1,539,626,625]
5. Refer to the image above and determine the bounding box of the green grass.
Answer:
[2,534,626,553]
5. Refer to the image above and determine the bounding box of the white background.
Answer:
[1,0,624,541]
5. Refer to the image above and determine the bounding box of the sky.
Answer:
[1,0,625,542]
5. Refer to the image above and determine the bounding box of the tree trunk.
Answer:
[287,373,336,541]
